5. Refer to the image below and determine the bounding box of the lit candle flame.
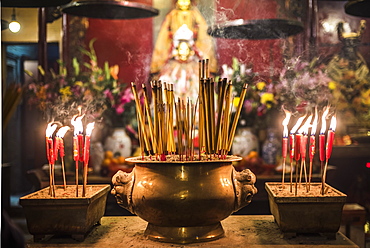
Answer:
[320,107,330,134]
[71,114,84,135]
[329,115,337,131]
[77,105,82,115]
[56,126,70,138]
[310,108,319,136]
[290,115,306,134]
[86,122,95,136]
[298,115,312,135]
[282,108,291,137]
[46,123,58,138]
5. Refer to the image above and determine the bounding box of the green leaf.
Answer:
[80,48,91,58]
[50,68,56,79]
[38,66,45,76]
[83,62,92,69]
[24,69,33,77]
[104,62,110,80]
[72,57,80,76]
[309,57,318,70]
[232,57,239,72]
[57,59,67,76]
[93,85,105,91]
[89,38,97,58]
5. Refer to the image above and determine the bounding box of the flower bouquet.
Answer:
[26,39,135,127]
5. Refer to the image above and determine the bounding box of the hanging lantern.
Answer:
[207,0,304,40]
[2,0,72,7]
[208,19,304,40]
[345,0,370,17]
[62,0,159,19]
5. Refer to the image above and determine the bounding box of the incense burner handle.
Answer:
[111,168,135,214]
[233,168,258,212]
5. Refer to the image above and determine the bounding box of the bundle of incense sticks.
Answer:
[131,59,248,161]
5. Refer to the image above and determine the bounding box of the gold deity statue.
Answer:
[150,0,217,101]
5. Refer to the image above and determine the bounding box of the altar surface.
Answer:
[26,215,358,248]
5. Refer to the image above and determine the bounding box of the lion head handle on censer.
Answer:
[233,168,258,211]
[111,169,135,213]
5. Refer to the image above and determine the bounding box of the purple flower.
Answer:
[243,100,253,114]
[257,105,266,116]
[119,88,134,105]
[115,104,125,115]
[28,83,37,91]
[104,89,114,101]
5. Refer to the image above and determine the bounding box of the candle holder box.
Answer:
[19,184,111,242]
[265,182,346,239]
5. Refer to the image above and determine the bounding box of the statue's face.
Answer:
[177,0,191,10]
[177,41,191,61]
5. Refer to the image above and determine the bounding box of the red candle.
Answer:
[297,115,312,160]
[325,116,337,160]
[78,133,84,162]
[319,107,329,162]
[319,134,326,162]
[309,135,315,161]
[289,115,306,160]
[71,110,85,197]
[83,136,90,163]
[54,137,60,161]
[45,123,57,163]
[282,137,288,158]
[295,134,301,161]
[55,126,70,158]
[289,134,295,160]
[326,130,335,160]
[59,138,65,158]
[73,136,79,161]
[48,138,55,164]
[300,135,308,160]
[71,115,84,161]
[83,122,95,164]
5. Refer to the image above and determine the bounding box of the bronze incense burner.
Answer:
[112,156,257,243]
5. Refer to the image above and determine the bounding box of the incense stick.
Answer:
[131,82,152,155]
[227,83,249,152]
[75,161,79,197]
[142,84,157,154]
[61,158,67,190]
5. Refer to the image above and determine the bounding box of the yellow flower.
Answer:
[256,82,266,91]
[75,81,84,87]
[260,93,275,108]
[110,65,119,80]
[233,97,240,107]
[59,86,72,101]
[361,89,370,106]
[328,81,337,90]
[36,86,46,100]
